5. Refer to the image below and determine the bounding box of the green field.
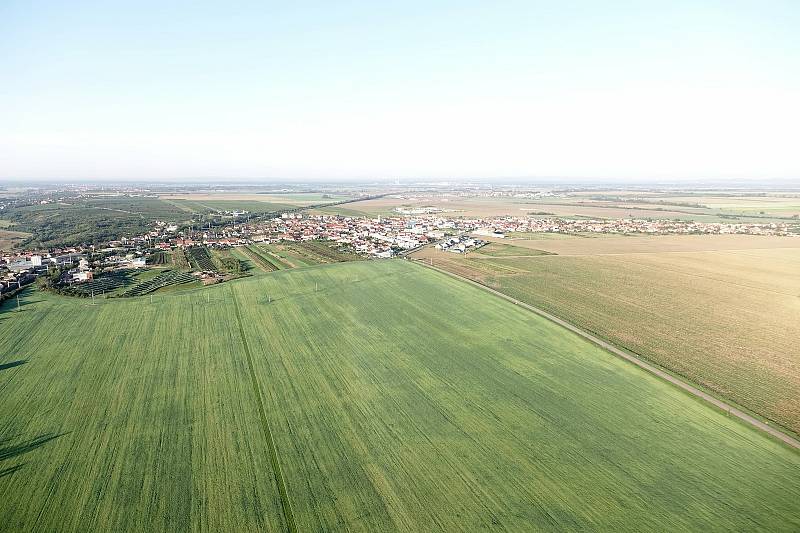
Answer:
[415,238,800,436]
[306,205,372,217]
[1,261,799,531]
[239,242,362,275]
[259,192,354,204]
[167,199,295,214]
[241,245,290,272]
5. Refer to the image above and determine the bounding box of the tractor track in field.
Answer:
[229,286,298,532]
[410,259,800,451]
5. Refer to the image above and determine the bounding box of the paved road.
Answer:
[411,258,800,450]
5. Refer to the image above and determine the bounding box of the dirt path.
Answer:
[409,259,800,450]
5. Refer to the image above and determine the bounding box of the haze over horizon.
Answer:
[2,1,798,182]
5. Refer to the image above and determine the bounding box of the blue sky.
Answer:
[1,1,798,181]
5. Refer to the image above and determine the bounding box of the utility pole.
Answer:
[16,295,21,311]
[91,288,95,305]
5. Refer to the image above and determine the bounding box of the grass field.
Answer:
[306,205,373,217]
[1,260,799,530]
[241,245,289,272]
[166,199,296,214]
[244,241,362,271]
[635,194,800,218]
[331,194,800,223]
[278,241,361,265]
[414,235,800,434]
[160,192,354,209]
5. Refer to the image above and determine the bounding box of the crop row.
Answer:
[65,270,136,296]
[296,240,360,263]
[283,241,359,265]
[243,246,285,272]
[2,260,799,530]
[147,251,171,265]
[186,246,217,271]
[121,270,196,297]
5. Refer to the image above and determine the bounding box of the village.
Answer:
[2,209,798,300]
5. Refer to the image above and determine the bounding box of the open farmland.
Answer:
[164,198,296,214]
[241,245,289,272]
[1,260,799,530]
[628,193,800,218]
[477,233,800,255]
[160,192,355,211]
[239,241,360,274]
[332,193,800,223]
[414,234,800,434]
[0,227,31,251]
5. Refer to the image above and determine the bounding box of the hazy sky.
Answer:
[1,1,798,182]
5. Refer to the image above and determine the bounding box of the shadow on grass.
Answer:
[0,360,28,371]
[0,286,39,315]
[0,463,26,478]
[0,433,64,479]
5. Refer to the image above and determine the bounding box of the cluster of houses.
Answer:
[0,252,86,296]
[0,248,152,292]
[238,213,461,257]
[0,269,34,298]
[2,252,84,272]
[3,204,798,294]
[434,236,487,254]
[237,213,798,257]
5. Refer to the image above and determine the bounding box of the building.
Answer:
[74,271,94,282]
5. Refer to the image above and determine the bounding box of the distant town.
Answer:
[2,204,798,301]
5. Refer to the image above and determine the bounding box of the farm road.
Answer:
[229,286,298,532]
[411,259,800,451]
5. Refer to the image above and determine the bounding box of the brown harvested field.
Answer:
[517,202,710,219]
[0,228,30,251]
[475,234,800,256]
[412,235,800,434]
[358,196,704,218]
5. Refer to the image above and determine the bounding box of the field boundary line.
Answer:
[229,286,299,532]
[409,258,800,451]
[240,245,275,273]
